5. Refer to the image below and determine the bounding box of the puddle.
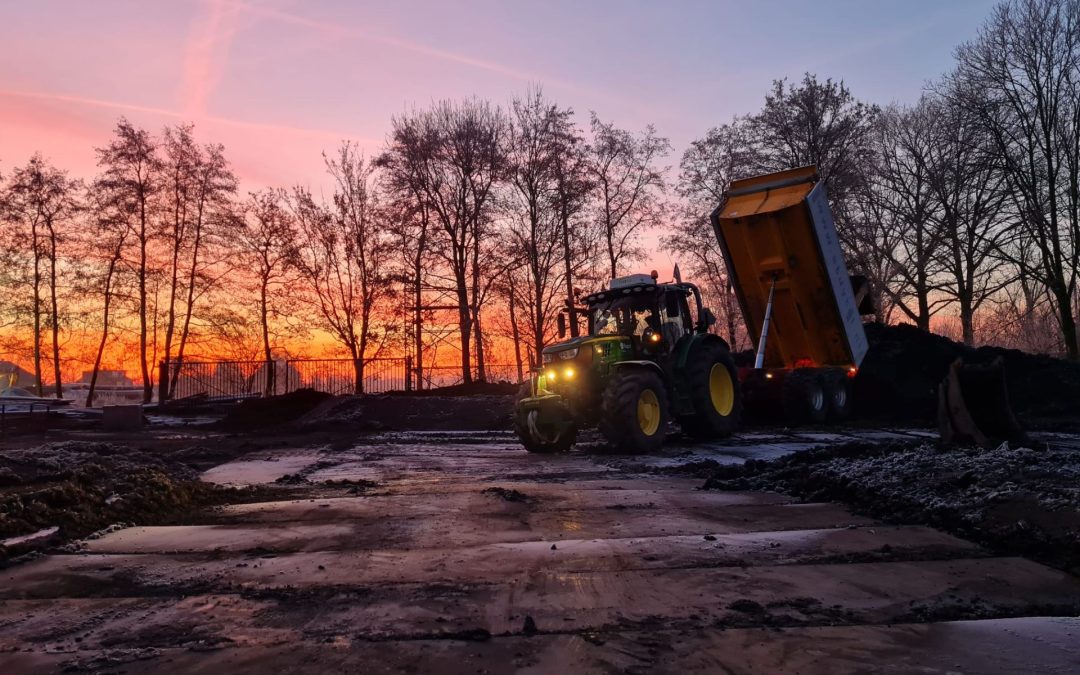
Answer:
[201,453,324,486]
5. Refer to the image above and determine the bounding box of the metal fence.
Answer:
[160,358,522,403]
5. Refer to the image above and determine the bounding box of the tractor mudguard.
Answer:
[611,360,667,381]
[675,334,730,371]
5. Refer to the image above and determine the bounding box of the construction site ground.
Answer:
[2,416,1080,673]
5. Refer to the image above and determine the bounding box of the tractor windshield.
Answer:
[589,294,659,339]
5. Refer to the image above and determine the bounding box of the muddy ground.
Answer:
[1,421,1080,672]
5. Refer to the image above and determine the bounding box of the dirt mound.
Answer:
[0,441,273,561]
[704,439,1080,574]
[296,394,514,431]
[218,389,332,430]
[855,323,1080,427]
[387,381,520,397]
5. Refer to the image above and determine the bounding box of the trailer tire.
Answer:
[680,341,743,439]
[783,368,828,425]
[513,384,577,454]
[823,369,852,422]
[599,368,668,454]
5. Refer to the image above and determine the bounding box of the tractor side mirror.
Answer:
[700,308,717,331]
[557,313,567,339]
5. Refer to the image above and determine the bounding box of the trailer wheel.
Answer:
[599,368,669,454]
[823,369,852,422]
[513,383,577,453]
[680,341,743,439]
[783,368,827,425]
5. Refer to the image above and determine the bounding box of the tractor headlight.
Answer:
[564,367,575,379]
[558,348,579,360]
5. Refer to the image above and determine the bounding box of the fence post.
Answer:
[405,356,412,392]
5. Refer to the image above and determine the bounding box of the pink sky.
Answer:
[2,0,997,201]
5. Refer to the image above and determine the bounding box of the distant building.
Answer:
[0,360,38,393]
[78,369,134,387]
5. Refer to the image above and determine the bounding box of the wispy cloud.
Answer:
[0,88,377,142]
[228,0,572,89]
[181,0,243,117]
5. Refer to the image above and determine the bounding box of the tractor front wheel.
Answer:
[599,369,669,454]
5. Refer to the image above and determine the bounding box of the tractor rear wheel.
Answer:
[599,369,669,454]
[680,341,743,439]
[782,368,828,425]
[513,383,577,454]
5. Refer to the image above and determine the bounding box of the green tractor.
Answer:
[514,271,743,453]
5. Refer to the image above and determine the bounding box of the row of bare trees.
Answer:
[2,0,1077,404]
[671,0,1080,359]
[0,91,672,397]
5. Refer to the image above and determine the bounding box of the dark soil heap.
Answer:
[0,441,269,562]
[704,440,1080,574]
[854,323,1080,427]
[218,388,331,430]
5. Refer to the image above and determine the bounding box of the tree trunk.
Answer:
[31,223,43,396]
[959,293,975,346]
[473,310,486,383]
[508,277,524,382]
[48,239,62,398]
[1053,284,1080,359]
[352,347,365,396]
[413,258,424,390]
[138,202,152,403]
[87,246,121,408]
[560,210,579,338]
[260,278,274,396]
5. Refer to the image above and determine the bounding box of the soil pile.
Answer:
[296,394,514,431]
[855,323,1080,427]
[218,388,331,430]
[0,441,266,561]
[387,381,520,397]
[704,439,1080,574]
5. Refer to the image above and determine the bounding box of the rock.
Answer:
[522,615,538,636]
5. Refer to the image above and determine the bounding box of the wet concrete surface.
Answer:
[2,428,1080,673]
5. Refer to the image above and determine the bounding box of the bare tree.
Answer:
[920,93,1012,344]
[291,145,391,393]
[172,141,236,388]
[378,120,439,389]
[158,125,238,400]
[665,119,759,348]
[386,100,507,383]
[588,115,670,278]
[1,155,81,396]
[948,0,1080,357]
[81,183,130,407]
[752,73,879,207]
[95,118,161,401]
[234,189,298,395]
[504,89,573,358]
[550,106,594,338]
[870,103,948,330]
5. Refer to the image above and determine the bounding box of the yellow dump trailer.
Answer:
[710,166,869,423]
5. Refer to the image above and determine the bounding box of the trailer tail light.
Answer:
[847,367,858,378]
